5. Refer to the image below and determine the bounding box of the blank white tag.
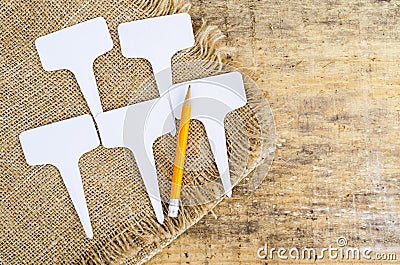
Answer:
[35,17,113,118]
[96,97,175,223]
[118,13,195,136]
[167,72,247,197]
[118,13,195,95]
[19,114,100,238]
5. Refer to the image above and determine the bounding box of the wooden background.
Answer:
[148,0,400,264]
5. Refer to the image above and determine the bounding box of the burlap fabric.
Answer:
[0,0,275,264]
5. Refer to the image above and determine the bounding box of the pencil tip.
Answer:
[185,85,191,101]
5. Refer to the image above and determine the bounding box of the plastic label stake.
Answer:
[167,72,247,197]
[118,13,195,95]
[118,13,195,135]
[96,97,175,223]
[19,115,100,238]
[35,17,113,119]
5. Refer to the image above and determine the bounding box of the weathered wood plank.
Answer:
[148,0,400,264]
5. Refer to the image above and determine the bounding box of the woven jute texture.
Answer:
[0,0,275,264]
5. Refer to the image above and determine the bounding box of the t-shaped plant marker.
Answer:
[96,97,175,223]
[167,72,247,197]
[118,13,195,134]
[35,17,113,119]
[19,115,100,238]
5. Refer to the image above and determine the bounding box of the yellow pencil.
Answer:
[168,86,191,217]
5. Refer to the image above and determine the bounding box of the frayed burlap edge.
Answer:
[0,0,273,263]
[83,3,272,265]
[80,1,275,264]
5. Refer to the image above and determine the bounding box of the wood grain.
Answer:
[148,0,400,264]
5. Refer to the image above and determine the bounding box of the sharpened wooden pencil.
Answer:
[168,86,191,217]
